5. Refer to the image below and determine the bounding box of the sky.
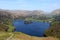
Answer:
[0,0,60,12]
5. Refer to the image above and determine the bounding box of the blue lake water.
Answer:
[13,20,50,37]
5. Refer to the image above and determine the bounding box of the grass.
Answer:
[7,25,14,32]
[0,32,11,40]
[0,32,59,40]
[4,21,14,32]
[13,32,59,40]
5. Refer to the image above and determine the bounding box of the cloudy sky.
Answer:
[0,0,60,12]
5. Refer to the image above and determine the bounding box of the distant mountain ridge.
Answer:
[0,9,60,18]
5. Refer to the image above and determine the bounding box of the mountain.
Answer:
[7,10,45,17]
[0,9,60,19]
[51,9,60,15]
[0,9,46,19]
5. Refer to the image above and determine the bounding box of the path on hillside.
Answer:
[6,33,14,40]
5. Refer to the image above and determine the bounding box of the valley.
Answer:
[0,9,60,40]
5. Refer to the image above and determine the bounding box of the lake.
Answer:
[13,20,50,37]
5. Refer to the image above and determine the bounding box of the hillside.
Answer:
[0,24,8,31]
[51,9,60,15]
[0,9,14,32]
[0,9,47,18]
[0,9,60,19]
[0,32,58,40]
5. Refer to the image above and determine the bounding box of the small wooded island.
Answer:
[24,20,33,24]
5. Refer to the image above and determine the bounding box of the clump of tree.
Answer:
[24,20,33,24]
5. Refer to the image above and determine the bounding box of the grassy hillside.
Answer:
[0,32,59,40]
[45,15,60,39]
[0,10,14,32]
